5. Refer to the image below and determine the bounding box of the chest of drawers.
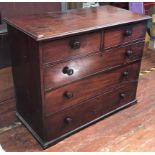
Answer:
[4,5,150,148]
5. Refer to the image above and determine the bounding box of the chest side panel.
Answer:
[8,25,44,139]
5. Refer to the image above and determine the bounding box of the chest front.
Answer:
[5,5,150,148]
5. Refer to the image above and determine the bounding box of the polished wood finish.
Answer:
[4,5,150,41]
[104,22,146,49]
[42,31,101,64]
[0,45,155,152]
[44,42,144,91]
[0,50,155,151]
[4,6,150,148]
[7,25,44,139]
[45,62,140,115]
[1,45,154,131]
[45,82,137,141]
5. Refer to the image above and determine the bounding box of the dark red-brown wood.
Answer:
[4,5,150,41]
[104,22,146,49]
[42,31,101,64]
[45,62,140,115]
[4,6,150,148]
[44,42,144,91]
[45,82,138,141]
[7,25,44,140]
[0,46,155,151]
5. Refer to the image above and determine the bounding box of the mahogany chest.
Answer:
[4,6,150,148]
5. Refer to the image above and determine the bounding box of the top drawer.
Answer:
[42,22,146,65]
[42,31,101,64]
[104,22,146,49]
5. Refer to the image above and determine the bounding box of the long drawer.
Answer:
[104,21,146,49]
[44,42,144,91]
[45,82,138,141]
[44,62,140,115]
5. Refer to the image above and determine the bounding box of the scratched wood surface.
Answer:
[0,46,155,151]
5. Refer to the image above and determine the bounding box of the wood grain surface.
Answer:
[0,45,153,129]
[3,5,150,148]
[45,82,137,141]
[104,22,146,49]
[45,62,140,115]
[42,31,101,64]
[44,42,144,91]
[4,5,150,41]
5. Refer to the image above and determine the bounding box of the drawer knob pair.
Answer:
[64,91,74,99]
[63,66,74,76]
[70,40,81,49]
[124,29,132,36]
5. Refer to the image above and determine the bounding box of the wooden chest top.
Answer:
[4,5,150,41]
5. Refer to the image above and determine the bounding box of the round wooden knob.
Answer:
[120,93,126,99]
[64,117,73,124]
[63,66,74,76]
[64,91,74,99]
[124,29,132,36]
[70,40,81,49]
[126,50,133,57]
[122,71,129,77]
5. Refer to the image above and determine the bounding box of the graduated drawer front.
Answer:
[44,42,144,91]
[104,21,146,49]
[42,31,101,64]
[45,82,137,140]
[44,62,140,115]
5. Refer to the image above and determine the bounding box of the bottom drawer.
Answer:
[45,82,138,141]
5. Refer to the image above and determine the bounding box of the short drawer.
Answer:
[44,42,144,91]
[42,31,101,64]
[44,62,140,115]
[45,82,137,140]
[104,21,146,49]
